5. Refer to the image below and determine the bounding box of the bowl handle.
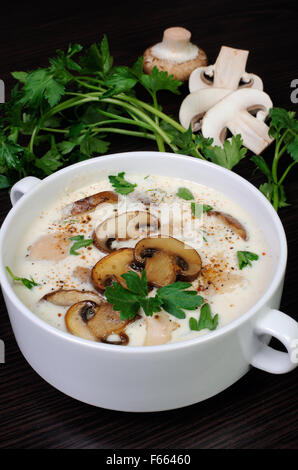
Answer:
[251,309,298,373]
[10,176,41,206]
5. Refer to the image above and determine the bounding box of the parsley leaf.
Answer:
[104,66,138,95]
[176,187,194,200]
[0,137,24,171]
[269,108,298,138]
[251,155,272,179]
[19,69,65,108]
[121,270,148,297]
[109,172,137,195]
[191,202,213,217]
[69,235,93,255]
[287,136,298,161]
[189,303,219,331]
[205,135,247,170]
[0,175,10,189]
[156,282,204,319]
[237,251,259,270]
[6,266,38,290]
[105,272,203,320]
[140,66,181,95]
[105,282,142,320]
[80,135,110,156]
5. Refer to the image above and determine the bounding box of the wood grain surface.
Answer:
[0,0,297,449]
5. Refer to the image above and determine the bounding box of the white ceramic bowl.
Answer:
[1,151,298,412]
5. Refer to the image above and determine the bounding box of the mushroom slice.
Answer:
[207,211,247,240]
[143,27,207,82]
[65,300,129,343]
[189,45,263,93]
[42,289,103,306]
[144,313,179,346]
[135,236,202,282]
[29,232,70,261]
[93,211,159,253]
[63,191,118,217]
[91,248,135,292]
[87,302,129,340]
[65,301,97,341]
[145,251,177,287]
[179,88,232,131]
[201,88,273,154]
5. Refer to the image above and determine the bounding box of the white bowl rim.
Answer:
[0,151,288,354]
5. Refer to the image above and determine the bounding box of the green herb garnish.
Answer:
[6,266,38,289]
[189,303,219,331]
[176,187,194,200]
[105,271,203,321]
[237,251,259,270]
[156,282,204,319]
[191,202,213,217]
[108,172,137,195]
[251,107,298,211]
[69,235,93,255]
[205,134,247,170]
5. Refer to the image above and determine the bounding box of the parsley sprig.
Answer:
[6,266,38,289]
[69,235,93,255]
[105,270,204,321]
[191,202,213,217]
[237,251,259,270]
[108,172,137,195]
[252,108,298,211]
[189,303,219,332]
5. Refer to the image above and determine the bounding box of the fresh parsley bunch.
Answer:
[0,35,246,190]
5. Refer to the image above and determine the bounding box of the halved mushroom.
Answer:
[201,88,274,154]
[93,211,159,253]
[65,300,129,344]
[29,232,71,261]
[206,211,247,241]
[63,191,118,217]
[42,289,103,306]
[135,236,202,283]
[91,248,135,292]
[189,46,263,93]
[144,313,179,346]
[143,27,207,82]
[179,87,232,131]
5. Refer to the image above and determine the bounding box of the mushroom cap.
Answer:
[42,289,103,306]
[179,87,232,131]
[189,67,264,93]
[135,236,202,282]
[91,247,135,292]
[63,191,118,217]
[143,27,207,82]
[93,210,159,253]
[143,46,208,82]
[65,300,129,343]
[201,88,273,154]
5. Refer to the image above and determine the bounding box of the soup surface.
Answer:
[11,172,272,346]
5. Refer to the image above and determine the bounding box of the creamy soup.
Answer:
[11,172,272,346]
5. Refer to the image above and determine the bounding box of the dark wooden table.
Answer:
[0,0,297,449]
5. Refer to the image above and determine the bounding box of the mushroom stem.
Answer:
[213,46,249,89]
[162,27,192,53]
[227,110,273,155]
